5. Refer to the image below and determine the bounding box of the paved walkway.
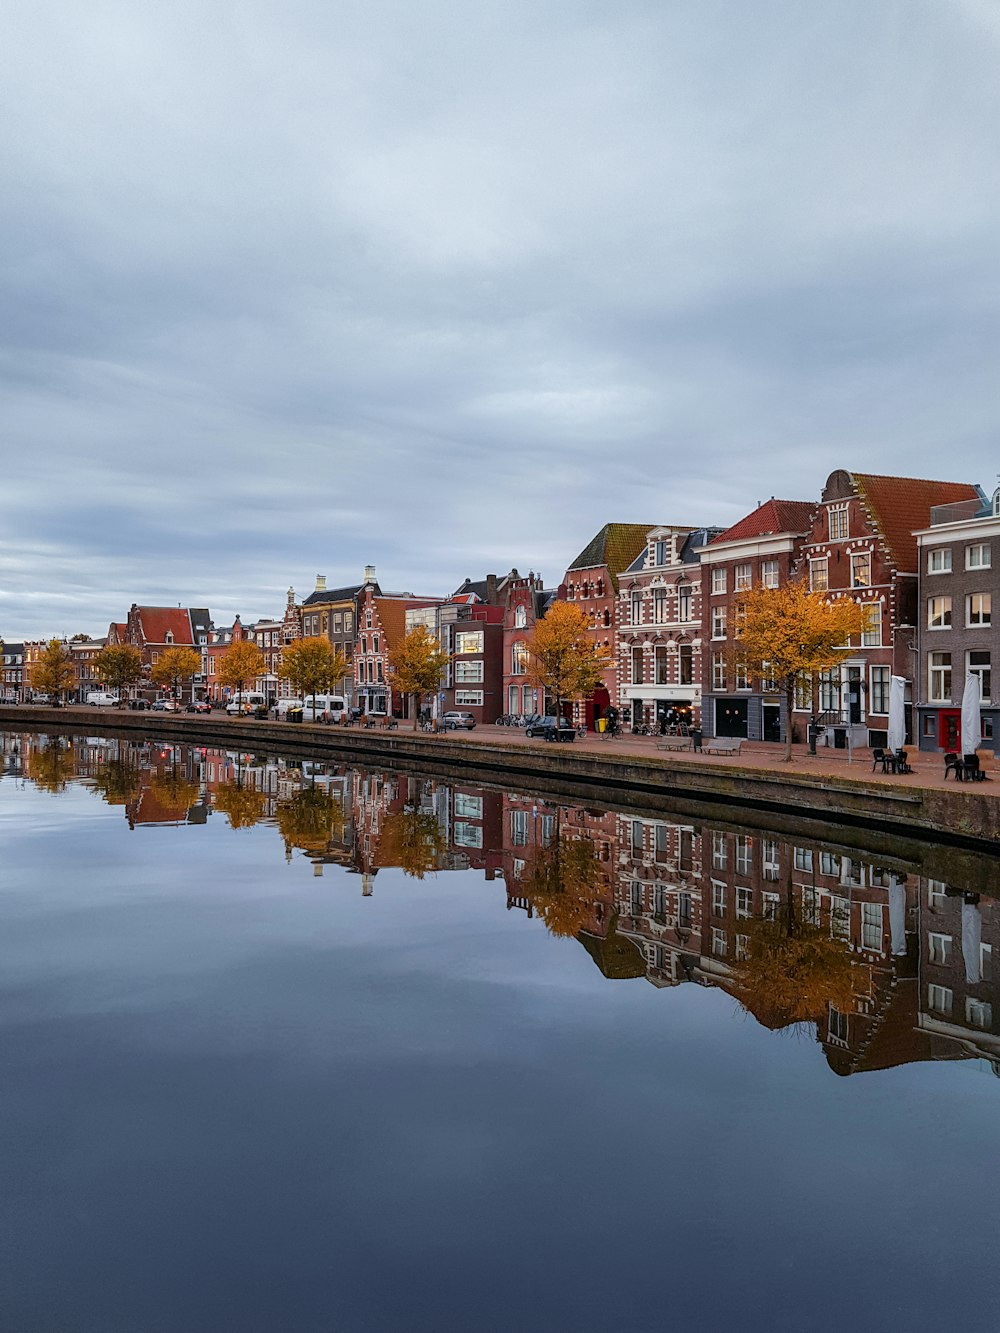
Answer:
[27,705,1000,797]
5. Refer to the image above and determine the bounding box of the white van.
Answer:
[85,692,120,707]
[226,692,267,715]
[302,694,347,722]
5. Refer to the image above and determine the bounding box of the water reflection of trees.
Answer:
[522,833,607,938]
[729,887,858,1030]
[213,780,266,830]
[276,784,345,855]
[377,805,446,879]
[89,756,143,806]
[148,771,200,820]
[25,740,76,793]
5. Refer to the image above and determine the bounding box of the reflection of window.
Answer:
[511,810,528,845]
[454,793,483,819]
[819,852,840,877]
[735,935,749,961]
[654,824,669,863]
[630,881,644,915]
[453,822,483,848]
[711,928,728,958]
[736,887,752,918]
[966,999,992,1030]
[762,892,779,921]
[861,903,883,951]
[712,832,727,869]
[794,847,813,872]
[828,1007,849,1043]
[802,888,820,926]
[926,880,947,910]
[928,933,953,965]
[735,836,752,875]
[631,820,643,852]
[712,882,727,917]
[927,984,952,1016]
[830,896,850,940]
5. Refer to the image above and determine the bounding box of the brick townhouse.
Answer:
[563,523,655,727]
[501,571,557,720]
[617,525,721,732]
[794,471,980,749]
[355,585,441,719]
[299,568,381,708]
[119,604,212,702]
[698,499,814,742]
[914,487,999,753]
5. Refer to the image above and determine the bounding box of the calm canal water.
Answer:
[2,730,998,1333]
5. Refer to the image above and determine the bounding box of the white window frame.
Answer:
[761,559,779,589]
[928,651,952,703]
[927,596,952,630]
[711,568,727,595]
[927,547,952,574]
[734,563,752,592]
[967,593,991,628]
[455,690,483,706]
[809,558,829,592]
[850,552,871,588]
[828,506,849,541]
[966,543,992,570]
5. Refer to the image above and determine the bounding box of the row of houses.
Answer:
[5,730,996,1078]
[4,467,1000,751]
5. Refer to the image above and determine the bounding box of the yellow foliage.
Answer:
[279,637,350,700]
[213,781,267,829]
[522,833,607,938]
[151,646,202,691]
[387,627,451,720]
[217,641,266,694]
[276,784,345,853]
[377,806,446,879]
[527,601,607,712]
[30,640,77,701]
[92,644,142,695]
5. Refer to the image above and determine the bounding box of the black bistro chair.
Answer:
[894,749,914,775]
[943,752,962,780]
[871,748,892,774]
[963,754,986,782]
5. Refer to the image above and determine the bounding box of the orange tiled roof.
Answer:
[852,473,980,572]
[711,499,814,545]
[135,607,195,646]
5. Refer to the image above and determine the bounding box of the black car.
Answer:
[525,715,576,742]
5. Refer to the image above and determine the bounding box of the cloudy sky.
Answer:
[3,0,1000,637]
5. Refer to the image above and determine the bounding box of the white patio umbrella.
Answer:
[962,900,982,985]
[887,675,907,752]
[961,671,981,757]
[888,874,908,956]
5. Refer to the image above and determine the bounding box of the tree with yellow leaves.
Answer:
[213,780,266,830]
[526,601,607,721]
[376,804,446,879]
[151,646,203,702]
[276,784,345,855]
[521,825,608,937]
[92,644,142,700]
[217,640,266,712]
[387,626,451,729]
[279,637,350,720]
[734,581,867,760]
[30,639,77,704]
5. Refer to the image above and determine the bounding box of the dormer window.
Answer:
[165,631,174,645]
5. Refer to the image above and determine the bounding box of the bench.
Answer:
[701,738,743,756]
[656,737,692,752]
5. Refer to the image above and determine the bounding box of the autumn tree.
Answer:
[526,600,607,720]
[217,641,266,711]
[151,646,203,701]
[149,771,200,820]
[729,889,858,1031]
[26,739,77,792]
[30,639,77,704]
[279,637,350,720]
[89,754,143,807]
[376,804,447,878]
[386,626,451,729]
[522,825,608,937]
[276,784,345,855]
[213,780,266,830]
[734,582,867,760]
[92,644,143,700]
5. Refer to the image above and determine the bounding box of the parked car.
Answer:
[525,715,575,742]
[186,700,212,714]
[441,711,476,730]
[152,699,180,712]
[85,692,120,707]
[128,699,151,710]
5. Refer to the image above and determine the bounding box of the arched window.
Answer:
[994,487,1000,517]
[514,605,527,629]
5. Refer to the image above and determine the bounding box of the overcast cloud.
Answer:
[3,0,1000,636]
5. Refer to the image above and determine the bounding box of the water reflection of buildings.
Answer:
[7,730,998,1078]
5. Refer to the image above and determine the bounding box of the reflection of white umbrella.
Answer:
[962,900,982,984]
[888,875,908,956]
[961,672,981,757]
[887,675,907,752]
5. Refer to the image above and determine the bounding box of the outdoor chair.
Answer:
[871,748,891,774]
[943,752,961,780]
[963,754,986,782]
[894,749,914,775]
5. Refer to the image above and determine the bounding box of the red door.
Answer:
[938,710,961,752]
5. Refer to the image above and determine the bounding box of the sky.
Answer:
[3,0,1000,638]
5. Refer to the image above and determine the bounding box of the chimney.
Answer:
[315,575,326,592]
[486,573,498,603]
[364,565,376,583]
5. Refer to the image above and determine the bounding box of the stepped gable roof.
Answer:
[135,607,195,645]
[711,499,814,545]
[850,473,980,572]
[567,523,658,588]
[302,582,367,606]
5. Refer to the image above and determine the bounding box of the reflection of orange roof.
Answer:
[712,499,814,544]
[135,607,194,645]
[852,474,980,572]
